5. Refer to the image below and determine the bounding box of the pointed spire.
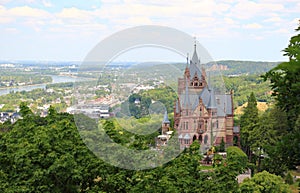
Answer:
[191,42,199,65]
[162,111,170,124]
[189,40,202,81]
[184,53,190,79]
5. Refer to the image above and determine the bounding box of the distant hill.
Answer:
[206,60,281,75]
[0,59,281,76]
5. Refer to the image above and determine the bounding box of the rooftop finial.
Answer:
[194,36,197,49]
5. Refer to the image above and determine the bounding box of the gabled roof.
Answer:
[215,94,233,116]
[207,89,217,109]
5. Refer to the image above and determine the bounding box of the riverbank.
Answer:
[0,75,83,96]
[0,82,51,90]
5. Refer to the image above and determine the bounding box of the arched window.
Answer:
[204,135,208,144]
[193,135,197,141]
[233,136,239,146]
[199,135,203,143]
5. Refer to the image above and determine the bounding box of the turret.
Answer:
[162,111,170,135]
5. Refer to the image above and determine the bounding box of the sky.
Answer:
[0,0,299,62]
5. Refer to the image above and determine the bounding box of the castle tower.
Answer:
[162,111,170,135]
[174,43,234,150]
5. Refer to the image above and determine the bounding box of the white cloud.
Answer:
[56,7,93,20]
[8,6,51,18]
[228,0,285,19]
[249,34,264,40]
[42,0,52,8]
[243,23,263,29]
[263,16,283,23]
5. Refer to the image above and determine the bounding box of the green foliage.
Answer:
[0,109,107,192]
[223,75,272,106]
[0,87,68,112]
[119,86,177,119]
[0,73,52,88]
[285,172,294,185]
[140,87,177,114]
[262,26,300,129]
[239,171,291,193]
[19,101,33,117]
[211,146,248,193]
[261,24,300,171]
[240,92,259,160]
[226,146,248,174]
[219,137,225,152]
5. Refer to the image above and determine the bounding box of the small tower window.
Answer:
[204,135,208,144]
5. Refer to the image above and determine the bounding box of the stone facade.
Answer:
[174,44,234,151]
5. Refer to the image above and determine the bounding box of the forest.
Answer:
[0,105,292,192]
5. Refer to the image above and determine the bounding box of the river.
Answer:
[0,75,83,96]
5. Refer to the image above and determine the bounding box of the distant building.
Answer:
[0,112,21,124]
[67,104,111,119]
[99,105,110,118]
[174,44,235,151]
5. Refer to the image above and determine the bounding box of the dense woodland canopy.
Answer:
[0,104,295,192]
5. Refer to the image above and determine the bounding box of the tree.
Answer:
[240,92,259,161]
[219,137,225,152]
[0,110,107,192]
[239,171,291,193]
[212,146,248,193]
[19,101,34,117]
[250,110,277,172]
[262,24,300,129]
[262,23,300,170]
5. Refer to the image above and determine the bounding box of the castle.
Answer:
[161,44,234,151]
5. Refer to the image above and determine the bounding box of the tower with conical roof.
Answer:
[162,111,170,135]
[174,43,234,150]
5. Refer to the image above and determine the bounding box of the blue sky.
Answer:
[0,0,299,62]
